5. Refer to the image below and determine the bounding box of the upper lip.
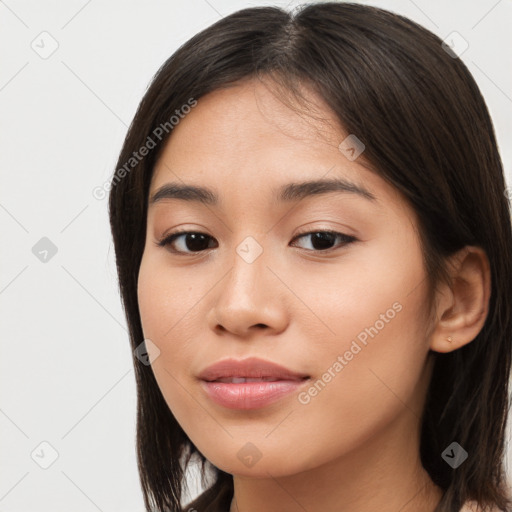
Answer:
[198,357,310,382]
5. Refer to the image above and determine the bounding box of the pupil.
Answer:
[187,233,209,251]
[312,232,335,250]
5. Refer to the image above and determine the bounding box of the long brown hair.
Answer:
[108,3,512,511]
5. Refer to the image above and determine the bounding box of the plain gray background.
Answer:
[1,0,511,510]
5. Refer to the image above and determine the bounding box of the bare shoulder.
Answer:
[460,500,505,512]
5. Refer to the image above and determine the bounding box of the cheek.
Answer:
[137,251,200,342]
[273,279,431,474]
[290,231,428,360]
[137,250,210,397]
[296,239,431,434]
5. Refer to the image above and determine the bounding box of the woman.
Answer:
[108,2,512,511]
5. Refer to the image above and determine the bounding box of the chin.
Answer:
[203,447,316,479]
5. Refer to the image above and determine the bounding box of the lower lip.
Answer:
[200,379,309,409]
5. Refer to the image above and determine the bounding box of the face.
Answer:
[137,78,435,478]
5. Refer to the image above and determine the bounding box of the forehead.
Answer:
[147,78,407,218]
[177,77,344,143]
[150,78,347,184]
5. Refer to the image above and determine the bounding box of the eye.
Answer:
[156,230,217,254]
[156,229,356,255]
[290,230,357,252]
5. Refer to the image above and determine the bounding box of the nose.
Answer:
[207,240,288,338]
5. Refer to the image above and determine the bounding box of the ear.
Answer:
[429,246,491,354]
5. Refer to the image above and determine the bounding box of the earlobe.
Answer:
[429,246,491,354]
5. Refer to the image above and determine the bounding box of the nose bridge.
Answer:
[224,233,268,302]
[235,234,266,267]
[209,231,286,334]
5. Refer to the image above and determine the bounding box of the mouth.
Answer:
[197,357,311,410]
[200,377,311,409]
[197,356,310,383]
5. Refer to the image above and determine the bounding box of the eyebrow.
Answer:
[149,177,376,206]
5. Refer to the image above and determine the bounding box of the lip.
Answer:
[198,357,310,410]
[198,357,309,382]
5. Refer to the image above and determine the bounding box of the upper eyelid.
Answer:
[161,228,353,241]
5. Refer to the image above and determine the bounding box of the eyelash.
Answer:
[156,229,357,255]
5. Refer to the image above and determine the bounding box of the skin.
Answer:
[137,77,490,512]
